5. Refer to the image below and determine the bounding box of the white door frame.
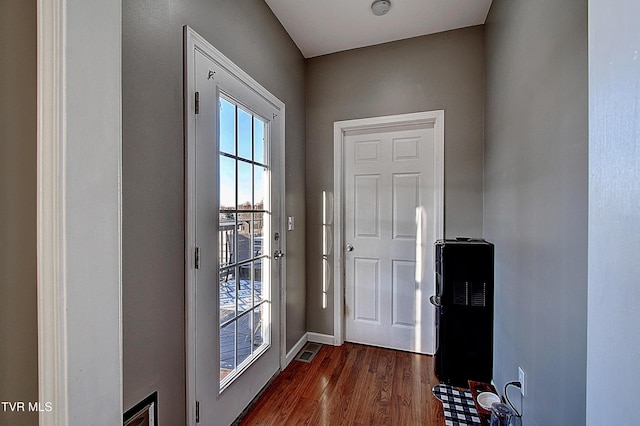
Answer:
[184,26,286,425]
[333,111,444,346]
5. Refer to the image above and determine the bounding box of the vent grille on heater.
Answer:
[470,282,486,307]
[453,281,486,307]
[453,281,468,305]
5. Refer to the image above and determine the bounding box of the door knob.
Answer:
[346,244,354,252]
[273,249,285,259]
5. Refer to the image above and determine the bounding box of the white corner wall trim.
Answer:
[284,333,309,368]
[38,0,123,423]
[307,332,337,346]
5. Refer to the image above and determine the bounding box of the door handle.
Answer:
[429,295,442,307]
[273,249,285,259]
[346,244,354,252]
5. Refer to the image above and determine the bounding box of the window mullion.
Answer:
[250,115,255,318]
[233,103,239,374]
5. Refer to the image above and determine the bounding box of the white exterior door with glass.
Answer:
[185,27,285,426]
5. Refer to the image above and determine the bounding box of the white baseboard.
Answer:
[284,333,309,368]
[307,332,336,346]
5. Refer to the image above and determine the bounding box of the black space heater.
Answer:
[431,238,494,387]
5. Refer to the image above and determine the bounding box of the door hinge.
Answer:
[195,91,200,115]
[344,302,350,318]
[195,247,200,269]
[195,400,200,423]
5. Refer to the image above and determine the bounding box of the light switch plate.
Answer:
[288,216,295,231]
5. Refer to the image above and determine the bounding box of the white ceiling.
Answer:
[264,0,493,58]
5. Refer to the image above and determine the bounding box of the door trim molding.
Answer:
[332,111,445,346]
[38,1,68,422]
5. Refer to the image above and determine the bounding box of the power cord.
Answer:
[503,381,522,417]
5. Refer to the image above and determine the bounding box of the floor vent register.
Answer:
[294,342,322,363]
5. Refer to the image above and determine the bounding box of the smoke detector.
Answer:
[371,0,391,16]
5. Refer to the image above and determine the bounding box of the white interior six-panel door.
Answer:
[343,122,440,354]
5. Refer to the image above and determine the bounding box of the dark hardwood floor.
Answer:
[239,342,445,425]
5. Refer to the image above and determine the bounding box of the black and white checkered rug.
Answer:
[432,384,482,426]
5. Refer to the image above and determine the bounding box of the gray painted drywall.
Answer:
[305,27,485,335]
[484,1,588,424]
[122,1,306,422]
[0,1,38,425]
[587,0,640,424]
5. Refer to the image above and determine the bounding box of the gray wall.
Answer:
[587,0,640,424]
[305,27,485,335]
[122,0,306,423]
[0,1,38,425]
[484,1,588,424]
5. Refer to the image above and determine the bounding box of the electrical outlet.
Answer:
[518,367,526,396]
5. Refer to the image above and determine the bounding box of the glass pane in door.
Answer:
[218,95,270,389]
[219,98,236,156]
